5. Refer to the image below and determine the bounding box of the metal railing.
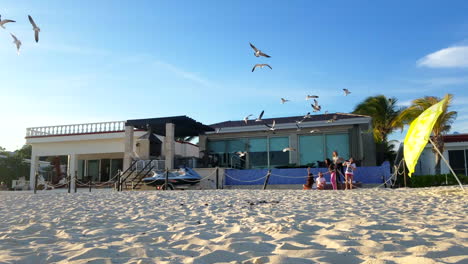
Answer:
[26,121,126,137]
[135,160,165,171]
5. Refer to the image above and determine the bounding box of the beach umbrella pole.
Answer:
[428,137,464,191]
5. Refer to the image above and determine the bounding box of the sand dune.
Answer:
[0,187,466,263]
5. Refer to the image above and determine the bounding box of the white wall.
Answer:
[414,142,467,175]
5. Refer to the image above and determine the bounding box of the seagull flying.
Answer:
[296,119,304,124]
[326,115,338,123]
[343,89,351,96]
[283,147,296,152]
[296,123,302,131]
[252,64,272,72]
[215,127,221,133]
[310,129,320,133]
[10,33,21,55]
[236,151,247,158]
[306,95,319,100]
[0,17,15,29]
[312,99,321,112]
[243,114,253,124]
[255,110,264,122]
[303,112,311,119]
[249,43,271,58]
[28,15,40,43]
[264,120,276,131]
[280,98,289,104]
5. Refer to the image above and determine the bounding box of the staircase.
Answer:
[120,160,156,190]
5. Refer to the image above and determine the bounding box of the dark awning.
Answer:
[126,116,214,137]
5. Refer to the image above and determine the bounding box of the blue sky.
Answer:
[1,0,468,150]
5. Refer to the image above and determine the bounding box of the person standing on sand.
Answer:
[332,151,345,189]
[316,172,326,190]
[303,167,314,190]
[343,157,357,190]
[324,158,337,190]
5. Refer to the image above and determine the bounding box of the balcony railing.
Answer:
[26,121,126,137]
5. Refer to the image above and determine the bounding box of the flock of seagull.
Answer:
[0,14,41,54]
[229,43,353,154]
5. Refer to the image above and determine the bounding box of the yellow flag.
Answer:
[404,97,447,177]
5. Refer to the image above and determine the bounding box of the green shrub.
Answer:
[408,174,468,188]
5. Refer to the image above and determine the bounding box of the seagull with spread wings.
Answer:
[10,33,21,55]
[343,89,351,96]
[264,120,276,131]
[243,114,253,124]
[280,98,289,104]
[306,95,319,100]
[0,16,15,29]
[252,64,272,72]
[312,99,321,112]
[249,42,271,58]
[28,15,40,43]
[255,110,264,122]
[303,112,312,119]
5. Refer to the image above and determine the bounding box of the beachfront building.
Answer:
[199,113,376,169]
[25,113,377,189]
[415,133,468,176]
[26,116,213,189]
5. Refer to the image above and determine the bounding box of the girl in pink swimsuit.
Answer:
[324,159,337,190]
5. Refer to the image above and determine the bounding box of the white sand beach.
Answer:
[0,187,467,264]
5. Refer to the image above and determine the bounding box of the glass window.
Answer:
[110,159,123,179]
[269,137,290,167]
[249,138,267,168]
[77,160,85,180]
[325,134,350,160]
[299,135,324,167]
[207,140,227,167]
[208,141,225,153]
[87,160,100,182]
[227,139,247,169]
[449,150,465,175]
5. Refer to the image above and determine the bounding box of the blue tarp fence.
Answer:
[224,161,391,185]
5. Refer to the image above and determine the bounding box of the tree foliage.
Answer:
[0,145,31,189]
[353,95,404,143]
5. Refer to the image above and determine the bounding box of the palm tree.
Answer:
[353,95,405,165]
[353,95,404,143]
[396,94,457,175]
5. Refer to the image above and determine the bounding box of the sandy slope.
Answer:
[0,187,466,264]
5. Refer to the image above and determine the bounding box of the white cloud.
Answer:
[417,46,468,68]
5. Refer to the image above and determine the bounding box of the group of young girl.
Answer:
[303,151,357,190]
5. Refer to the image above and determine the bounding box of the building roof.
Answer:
[210,113,370,129]
[442,133,468,143]
[126,116,214,137]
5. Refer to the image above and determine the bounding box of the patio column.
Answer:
[198,135,207,158]
[68,154,77,191]
[123,125,134,171]
[164,123,175,170]
[29,149,39,190]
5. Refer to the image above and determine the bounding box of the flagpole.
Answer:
[428,137,465,191]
